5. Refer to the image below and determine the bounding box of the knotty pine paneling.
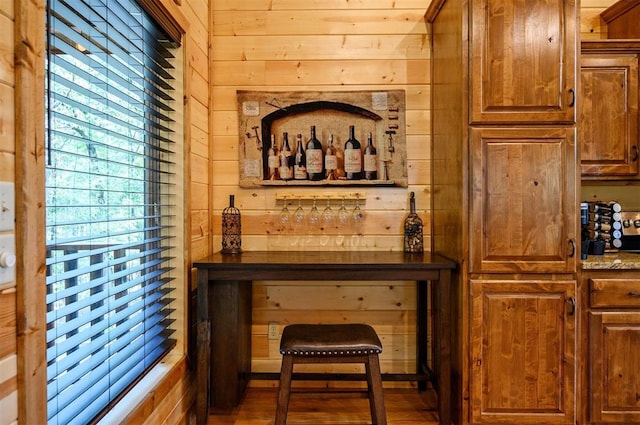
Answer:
[0,84,14,152]
[212,59,430,86]
[0,0,16,423]
[582,183,640,209]
[212,35,429,60]
[191,123,210,158]
[0,152,14,183]
[213,10,428,36]
[0,376,16,424]
[0,15,14,86]
[581,0,618,39]
[213,0,430,11]
[0,290,16,360]
[0,355,17,401]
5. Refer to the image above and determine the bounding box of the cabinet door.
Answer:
[470,127,578,273]
[589,312,640,423]
[580,54,639,179]
[470,0,577,124]
[471,280,576,425]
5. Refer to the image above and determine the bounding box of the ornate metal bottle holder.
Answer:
[221,194,242,254]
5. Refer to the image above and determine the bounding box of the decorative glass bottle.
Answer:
[344,125,363,180]
[404,192,424,253]
[306,125,325,181]
[364,132,377,180]
[266,134,279,180]
[325,134,338,180]
[221,194,242,254]
[279,132,293,181]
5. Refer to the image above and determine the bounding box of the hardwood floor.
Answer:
[208,387,440,425]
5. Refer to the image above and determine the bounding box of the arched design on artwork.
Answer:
[261,101,383,179]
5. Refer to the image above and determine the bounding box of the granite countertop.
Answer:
[582,252,640,270]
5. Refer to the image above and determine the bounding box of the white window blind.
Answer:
[45,0,179,423]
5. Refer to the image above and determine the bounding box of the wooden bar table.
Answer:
[195,250,456,425]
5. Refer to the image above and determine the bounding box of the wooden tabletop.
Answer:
[193,250,456,281]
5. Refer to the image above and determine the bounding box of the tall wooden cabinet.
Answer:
[426,0,579,423]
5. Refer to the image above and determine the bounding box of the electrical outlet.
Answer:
[268,322,279,340]
[0,235,16,285]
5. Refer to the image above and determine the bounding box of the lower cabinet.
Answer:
[585,271,640,424]
[470,279,576,425]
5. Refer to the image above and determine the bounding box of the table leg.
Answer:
[196,270,210,425]
[210,280,252,409]
[417,280,429,391]
[436,269,452,425]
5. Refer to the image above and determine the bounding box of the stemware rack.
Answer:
[275,191,366,203]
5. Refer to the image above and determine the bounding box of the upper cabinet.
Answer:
[601,0,640,39]
[580,41,640,180]
[470,0,577,124]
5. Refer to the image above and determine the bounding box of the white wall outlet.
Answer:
[0,235,16,285]
[268,321,279,340]
[0,182,15,231]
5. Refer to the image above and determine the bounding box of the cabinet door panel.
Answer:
[470,128,577,273]
[589,312,640,423]
[580,55,639,178]
[470,0,577,123]
[471,280,576,425]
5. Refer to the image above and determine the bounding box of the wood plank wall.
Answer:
[0,0,622,423]
[582,0,618,39]
[210,0,432,384]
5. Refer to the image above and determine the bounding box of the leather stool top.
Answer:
[279,324,382,356]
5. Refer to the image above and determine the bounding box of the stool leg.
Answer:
[365,354,387,425]
[275,355,294,425]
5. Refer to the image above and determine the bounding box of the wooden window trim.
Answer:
[138,0,189,44]
[14,1,188,424]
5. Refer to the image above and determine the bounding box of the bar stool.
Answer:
[275,323,387,425]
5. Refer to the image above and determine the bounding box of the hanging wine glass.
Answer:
[279,196,290,226]
[352,194,364,224]
[321,197,334,228]
[308,196,321,230]
[338,196,350,226]
[294,196,305,226]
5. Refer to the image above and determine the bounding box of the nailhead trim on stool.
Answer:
[275,323,387,425]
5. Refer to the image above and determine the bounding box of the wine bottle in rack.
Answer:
[324,134,338,180]
[294,133,307,180]
[279,132,293,181]
[344,125,363,180]
[267,134,279,180]
[364,132,377,180]
[305,125,325,181]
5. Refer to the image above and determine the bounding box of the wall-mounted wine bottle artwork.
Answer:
[237,90,408,188]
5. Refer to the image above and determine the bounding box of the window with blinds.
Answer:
[45,1,180,424]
